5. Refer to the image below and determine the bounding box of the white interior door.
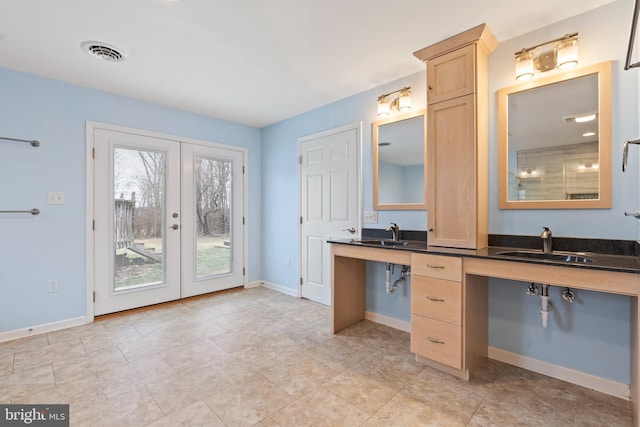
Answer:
[181,143,244,297]
[94,129,181,316]
[300,125,359,305]
[93,127,245,315]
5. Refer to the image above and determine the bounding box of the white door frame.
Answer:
[297,122,363,299]
[85,121,248,321]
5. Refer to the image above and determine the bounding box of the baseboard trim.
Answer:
[244,280,263,289]
[0,316,89,343]
[261,281,300,297]
[488,346,630,400]
[365,311,411,332]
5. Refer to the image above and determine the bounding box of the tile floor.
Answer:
[0,286,633,426]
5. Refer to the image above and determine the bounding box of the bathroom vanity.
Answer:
[329,239,640,420]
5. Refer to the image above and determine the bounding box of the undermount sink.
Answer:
[353,239,408,247]
[497,250,593,264]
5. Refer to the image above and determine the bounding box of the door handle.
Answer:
[342,228,356,234]
[169,224,180,230]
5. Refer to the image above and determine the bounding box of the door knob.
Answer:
[170,224,180,230]
[343,227,356,234]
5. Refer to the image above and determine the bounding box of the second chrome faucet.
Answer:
[386,222,400,241]
[541,227,553,253]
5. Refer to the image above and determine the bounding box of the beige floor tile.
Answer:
[80,325,145,354]
[96,355,174,398]
[147,400,225,427]
[468,390,574,426]
[0,334,49,357]
[116,336,168,362]
[258,331,314,363]
[0,287,629,427]
[11,373,106,406]
[0,363,55,387]
[305,338,370,372]
[262,355,337,397]
[352,350,425,385]
[272,387,370,427]
[53,345,128,384]
[394,370,486,425]
[209,346,280,384]
[363,399,464,427]
[71,387,163,427]
[145,365,230,415]
[47,322,107,346]
[13,339,86,372]
[573,387,632,427]
[0,352,13,376]
[252,416,282,426]
[203,374,294,426]
[323,368,406,415]
[158,337,226,372]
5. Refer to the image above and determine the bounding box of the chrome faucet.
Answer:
[386,222,400,241]
[541,227,552,253]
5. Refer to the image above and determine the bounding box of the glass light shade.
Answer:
[515,53,534,81]
[377,97,390,117]
[398,90,412,112]
[557,39,578,70]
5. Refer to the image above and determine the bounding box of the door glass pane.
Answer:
[195,156,232,278]
[113,147,165,290]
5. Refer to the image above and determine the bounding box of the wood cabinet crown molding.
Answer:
[413,23,497,62]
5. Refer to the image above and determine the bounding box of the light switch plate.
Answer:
[48,192,65,205]
[364,211,378,223]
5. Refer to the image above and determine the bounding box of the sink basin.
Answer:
[353,239,408,247]
[497,250,593,264]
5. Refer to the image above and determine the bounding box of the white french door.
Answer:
[181,143,244,297]
[92,127,244,316]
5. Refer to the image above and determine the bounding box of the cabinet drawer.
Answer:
[412,276,461,325]
[412,253,462,281]
[411,314,462,369]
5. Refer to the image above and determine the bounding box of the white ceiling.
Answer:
[0,0,615,128]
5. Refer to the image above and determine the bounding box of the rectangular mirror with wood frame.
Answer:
[372,109,427,210]
[498,61,611,209]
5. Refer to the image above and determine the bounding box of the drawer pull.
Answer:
[426,337,445,344]
[426,296,445,302]
[426,264,444,269]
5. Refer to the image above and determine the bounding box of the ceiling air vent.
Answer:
[81,41,126,62]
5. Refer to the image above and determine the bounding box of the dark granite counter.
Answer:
[327,237,640,274]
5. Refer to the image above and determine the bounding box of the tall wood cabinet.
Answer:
[414,24,497,249]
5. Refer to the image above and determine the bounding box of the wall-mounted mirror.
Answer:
[498,61,611,209]
[373,109,427,210]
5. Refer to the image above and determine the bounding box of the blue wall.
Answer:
[262,0,638,384]
[0,67,262,331]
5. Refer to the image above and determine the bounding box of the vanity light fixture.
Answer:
[514,33,579,81]
[377,87,412,117]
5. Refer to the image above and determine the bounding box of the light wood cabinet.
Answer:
[410,253,463,369]
[410,252,488,378]
[426,44,475,104]
[414,24,496,250]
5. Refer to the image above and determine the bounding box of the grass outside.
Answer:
[115,236,230,289]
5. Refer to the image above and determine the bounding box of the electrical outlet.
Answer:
[48,280,59,293]
[364,211,378,223]
[48,192,65,205]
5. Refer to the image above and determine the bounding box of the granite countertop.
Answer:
[327,237,640,274]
